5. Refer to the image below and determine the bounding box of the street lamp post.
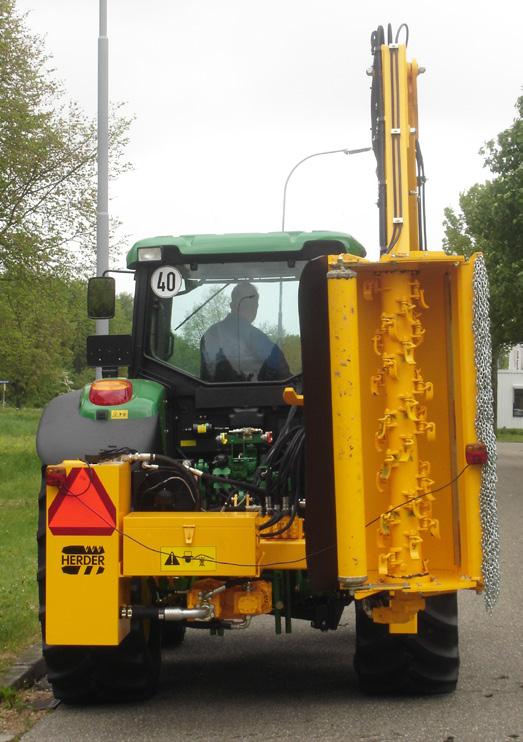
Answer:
[277,145,372,339]
[96,0,109,379]
[281,146,371,232]
[97,0,109,337]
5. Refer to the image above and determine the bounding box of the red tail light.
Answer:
[89,379,133,406]
[465,443,488,465]
[45,466,67,487]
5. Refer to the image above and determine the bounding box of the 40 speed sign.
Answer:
[150,266,183,298]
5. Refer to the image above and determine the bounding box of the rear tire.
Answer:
[161,623,186,648]
[354,592,459,694]
[43,622,161,704]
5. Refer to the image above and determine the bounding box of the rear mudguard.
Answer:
[37,389,161,465]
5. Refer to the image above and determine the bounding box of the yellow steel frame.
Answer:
[45,461,309,645]
[123,512,308,575]
[45,460,131,646]
[123,512,259,577]
[327,256,368,587]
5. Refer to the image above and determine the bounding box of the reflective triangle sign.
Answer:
[48,467,116,536]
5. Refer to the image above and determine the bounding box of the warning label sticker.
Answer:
[110,409,128,420]
[160,546,217,573]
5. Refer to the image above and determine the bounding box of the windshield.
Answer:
[147,260,304,382]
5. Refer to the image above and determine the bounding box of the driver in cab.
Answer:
[200,282,290,382]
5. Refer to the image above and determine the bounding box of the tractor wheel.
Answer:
[37,475,46,636]
[161,623,186,648]
[354,592,459,694]
[38,477,161,703]
[43,622,161,704]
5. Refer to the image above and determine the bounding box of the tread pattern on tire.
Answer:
[354,592,459,694]
[43,625,161,704]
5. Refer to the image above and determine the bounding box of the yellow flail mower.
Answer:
[37,24,499,702]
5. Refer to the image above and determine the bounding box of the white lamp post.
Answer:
[277,146,372,338]
[281,146,371,232]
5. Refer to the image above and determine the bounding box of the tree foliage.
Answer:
[110,292,134,336]
[443,97,523,359]
[0,0,131,406]
[260,324,301,375]
[172,290,230,377]
[0,0,130,276]
[0,280,133,407]
[179,290,230,350]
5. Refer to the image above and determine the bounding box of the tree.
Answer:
[111,292,134,336]
[443,97,523,362]
[0,0,131,406]
[0,274,92,406]
[0,0,130,277]
[179,289,230,349]
[260,323,301,375]
[173,289,230,376]
[0,281,135,407]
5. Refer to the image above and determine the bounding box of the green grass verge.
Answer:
[0,408,41,674]
[496,428,523,442]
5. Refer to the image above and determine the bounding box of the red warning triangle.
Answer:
[48,467,116,536]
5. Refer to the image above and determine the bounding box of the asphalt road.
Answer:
[23,443,523,742]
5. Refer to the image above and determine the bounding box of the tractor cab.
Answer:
[87,231,365,463]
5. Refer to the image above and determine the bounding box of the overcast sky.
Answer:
[17,0,522,291]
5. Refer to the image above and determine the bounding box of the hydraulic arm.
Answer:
[311,24,500,631]
[371,22,426,256]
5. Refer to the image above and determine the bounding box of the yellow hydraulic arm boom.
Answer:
[371,23,426,257]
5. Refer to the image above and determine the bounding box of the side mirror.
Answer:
[88,276,115,319]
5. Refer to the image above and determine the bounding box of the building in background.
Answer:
[497,344,523,429]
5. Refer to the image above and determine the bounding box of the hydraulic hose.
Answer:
[261,508,298,538]
[120,604,211,621]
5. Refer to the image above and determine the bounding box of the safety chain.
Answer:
[472,254,501,610]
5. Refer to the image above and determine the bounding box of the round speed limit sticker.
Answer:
[150,266,183,298]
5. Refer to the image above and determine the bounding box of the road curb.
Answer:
[0,644,46,690]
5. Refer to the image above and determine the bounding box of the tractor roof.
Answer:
[126,230,365,268]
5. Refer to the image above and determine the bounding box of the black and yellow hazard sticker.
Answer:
[161,546,217,573]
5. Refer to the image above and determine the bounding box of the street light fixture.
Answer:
[277,145,372,340]
[281,146,372,232]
